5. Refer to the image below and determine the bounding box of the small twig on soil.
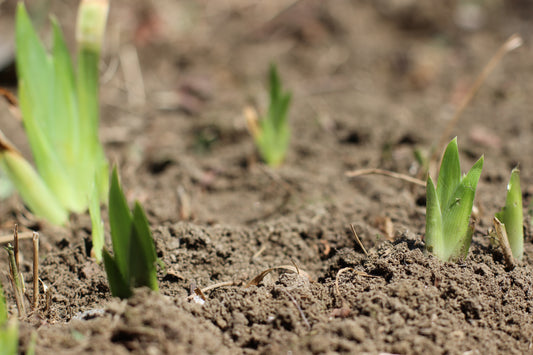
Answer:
[40,279,51,314]
[280,288,311,331]
[345,168,426,187]
[14,224,20,271]
[0,87,22,120]
[245,265,313,288]
[0,231,34,244]
[334,267,353,309]
[32,232,39,309]
[177,185,192,220]
[186,281,238,301]
[429,34,523,175]
[493,217,516,270]
[252,244,267,260]
[350,224,368,256]
[290,258,300,276]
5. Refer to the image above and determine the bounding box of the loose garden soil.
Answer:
[1,1,533,354]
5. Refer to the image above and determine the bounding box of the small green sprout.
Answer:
[425,138,484,261]
[0,1,109,225]
[0,282,18,355]
[246,64,292,167]
[495,168,523,261]
[103,168,159,299]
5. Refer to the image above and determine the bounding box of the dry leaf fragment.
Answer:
[245,265,313,288]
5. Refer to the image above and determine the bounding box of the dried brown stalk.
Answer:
[429,34,523,175]
[32,232,39,309]
[350,224,368,256]
[345,168,426,187]
[493,217,516,270]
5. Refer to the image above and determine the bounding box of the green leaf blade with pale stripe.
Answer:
[108,167,133,282]
[497,168,523,260]
[436,137,461,212]
[425,176,443,259]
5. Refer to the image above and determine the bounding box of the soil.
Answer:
[1,0,533,354]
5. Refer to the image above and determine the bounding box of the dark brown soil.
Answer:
[1,1,533,354]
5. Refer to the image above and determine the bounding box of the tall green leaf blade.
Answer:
[51,19,78,159]
[497,168,523,260]
[15,4,52,135]
[441,156,483,261]
[130,203,159,291]
[75,0,110,206]
[102,249,132,299]
[51,19,89,212]
[16,5,80,213]
[108,168,133,281]
[437,138,461,212]
[425,176,444,259]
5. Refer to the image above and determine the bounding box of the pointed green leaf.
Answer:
[497,168,523,260]
[255,64,291,168]
[425,176,443,258]
[437,137,461,212]
[102,249,132,299]
[130,203,159,291]
[441,156,483,261]
[108,167,133,281]
[51,19,80,170]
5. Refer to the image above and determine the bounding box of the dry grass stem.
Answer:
[245,265,313,288]
[350,224,368,256]
[280,288,311,330]
[430,34,523,175]
[0,231,34,244]
[493,217,516,270]
[345,168,426,187]
[186,281,237,301]
[244,105,260,140]
[32,232,39,309]
[252,244,267,260]
[177,185,192,220]
[14,224,20,270]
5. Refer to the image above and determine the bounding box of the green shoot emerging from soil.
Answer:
[0,1,109,225]
[425,138,484,261]
[495,168,523,260]
[103,168,159,299]
[247,64,292,167]
[0,282,18,355]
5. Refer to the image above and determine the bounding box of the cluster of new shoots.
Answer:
[103,168,159,299]
[0,1,109,226]
[246,64,292,168]
[425,138,483,261]
[495,168,523,262]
